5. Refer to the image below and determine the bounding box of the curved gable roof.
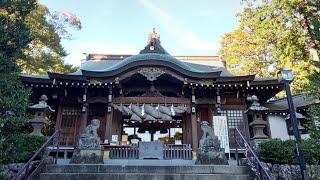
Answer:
[81,53,222,78]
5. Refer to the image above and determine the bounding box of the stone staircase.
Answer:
[39,164,251,180]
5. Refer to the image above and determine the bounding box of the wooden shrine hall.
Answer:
[20,29,282,158]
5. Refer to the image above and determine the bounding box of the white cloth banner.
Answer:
[213,116,230,153]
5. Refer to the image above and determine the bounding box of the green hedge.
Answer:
[0,134,47,164]
[257,139,320,165]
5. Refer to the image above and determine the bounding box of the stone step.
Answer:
[39,173,251,180]
[44,164,249,175]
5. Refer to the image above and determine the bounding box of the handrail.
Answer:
[234,128,272,180]
[13,130,60,180]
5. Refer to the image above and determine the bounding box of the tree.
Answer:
[307,60,320,140]
[0,0,35,134]
[219,0,319,92]
[219,23,271,77]
[18,3,81,74]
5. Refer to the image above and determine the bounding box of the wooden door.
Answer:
[58,107,81,147]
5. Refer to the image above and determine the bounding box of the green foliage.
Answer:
[0,74,31,135]
[257,139,320,165]
[0,0,36,74]
[0,0,34,136]
[18,3,81,74]
[307,105,320,140]
[219,0,319,93]
[257,139,297,164]
[0,134,47,164]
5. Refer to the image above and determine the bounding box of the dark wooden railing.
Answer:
[109,144,192,160]
[13,130,60,180]
[109,145,139,159]
[163,144,192,160]
[234,128,272,180]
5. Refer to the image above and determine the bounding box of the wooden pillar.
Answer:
[79,88,88,134]
[105,109,113,144]
[191,113,198,151]
[208,106,213,126]
[55,106,63,131]
[183,113,192,145]
[80,104,88,134]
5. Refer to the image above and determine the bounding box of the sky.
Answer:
[38,0,242,66]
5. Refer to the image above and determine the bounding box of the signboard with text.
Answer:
[213,116,230,153]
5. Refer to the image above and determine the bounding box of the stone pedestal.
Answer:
[70,136,104,164]
[249,119,268,139]
[195,147,228,165]
[70,147,104,164]
[30,118,48,136]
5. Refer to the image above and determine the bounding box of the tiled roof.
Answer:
[264,94,320,110]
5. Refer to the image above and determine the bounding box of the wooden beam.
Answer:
[195,98,215,105]
[82,96,190,104]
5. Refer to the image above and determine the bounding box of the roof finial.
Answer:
[148,27,160,44]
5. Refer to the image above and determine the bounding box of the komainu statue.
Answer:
[199,121,221,151]
[196,121,228,165]
[81,119,100,138]
[200,121,215,139]
[70,119,104,164]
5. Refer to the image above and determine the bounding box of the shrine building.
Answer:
[20,29,285,157]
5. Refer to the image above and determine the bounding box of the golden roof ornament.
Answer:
[147,28,160,44]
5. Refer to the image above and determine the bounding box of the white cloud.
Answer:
[139,0,219,52]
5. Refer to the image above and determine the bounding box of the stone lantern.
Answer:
[29,94,55,136]
[246,95,269,139]
[285,111,306,135]
[249,114,268,139]
[246,95,269,147]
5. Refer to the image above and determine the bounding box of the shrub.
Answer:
[301,139,320,165]
[257,139,320,165]
[0,134,47,164]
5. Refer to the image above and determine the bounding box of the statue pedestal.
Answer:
[195,147,228,165]
[70,137,104,164]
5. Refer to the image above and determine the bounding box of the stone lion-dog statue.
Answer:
[200,121,215,139]
[80,119,100,138]
[199,121,221,150]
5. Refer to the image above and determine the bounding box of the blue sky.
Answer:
[39,0,242,66]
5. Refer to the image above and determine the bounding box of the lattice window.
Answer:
[221,110,244,129]
[220,110,247,148]
[61,108,81,128]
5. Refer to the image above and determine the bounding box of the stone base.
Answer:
[195,148,228,165]
[70,148,104,164]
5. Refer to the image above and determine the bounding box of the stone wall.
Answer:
[0,158,53,179]
[261,162,320,180]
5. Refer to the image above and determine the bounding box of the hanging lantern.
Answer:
[160,129,168,134]
[137,128,146,133]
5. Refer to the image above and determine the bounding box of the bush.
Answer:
[257,139,320,165]
[0,134,47,164]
